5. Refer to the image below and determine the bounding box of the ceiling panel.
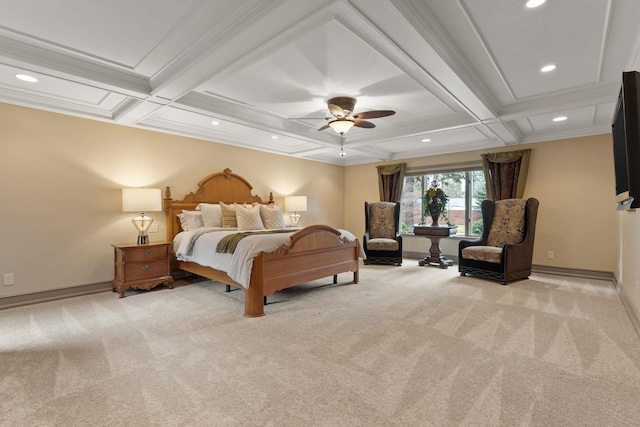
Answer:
[0,0,203,69]
[461,0,609,99]
[0,64,109,105]
[523,106,598,133]
[202,19,450,126]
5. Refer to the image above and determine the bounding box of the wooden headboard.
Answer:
[164,168,273,242]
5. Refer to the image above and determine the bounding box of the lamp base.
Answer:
[290,212,301,225]
[132,214,153,245]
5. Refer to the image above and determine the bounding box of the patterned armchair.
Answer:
[363,201,403,266]
[459,198,539,284]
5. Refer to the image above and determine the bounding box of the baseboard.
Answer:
[405,252,614,279]
[0,282,112,310]
[613,277,640,339]
[530,264,615,280]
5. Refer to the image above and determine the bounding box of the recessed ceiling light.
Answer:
[541,64,556,72]
[271,136,278,139]
[211,120,219,126]
[15,74,38,83]
[421,138,431,142]
[553,116,567,122]
[526,0,546,8]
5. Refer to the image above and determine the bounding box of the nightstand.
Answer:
[112,242,174,298]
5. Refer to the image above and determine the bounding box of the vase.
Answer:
[427,202,440,226]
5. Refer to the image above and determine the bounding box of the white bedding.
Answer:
[174,227,360,288]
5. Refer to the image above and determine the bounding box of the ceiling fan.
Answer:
[318,96,395,135]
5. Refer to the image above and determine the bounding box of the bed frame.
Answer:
[164,168,360,317]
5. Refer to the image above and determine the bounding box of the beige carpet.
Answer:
[1,262,640,426]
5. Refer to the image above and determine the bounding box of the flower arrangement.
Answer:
[423,181,448,224]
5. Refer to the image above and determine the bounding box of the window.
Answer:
[400,168,486,236]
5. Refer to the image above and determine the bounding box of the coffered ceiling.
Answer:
[1,0,639,165]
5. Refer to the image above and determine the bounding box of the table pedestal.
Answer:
[414,225,457,269]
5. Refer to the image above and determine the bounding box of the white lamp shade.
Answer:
[122,188,162,213]
[329,119,354,134]
[285,196,307,212]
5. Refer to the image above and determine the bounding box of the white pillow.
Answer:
[197,203,223,227]
[235,203,265,230]
[178,210,204,231]
[260,204,286,229]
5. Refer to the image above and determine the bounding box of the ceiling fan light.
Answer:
[329,119,355,135]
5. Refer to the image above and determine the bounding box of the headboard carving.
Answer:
[164,168,274,242]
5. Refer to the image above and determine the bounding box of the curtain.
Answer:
[481,149,531,201]
[377,163,406,202]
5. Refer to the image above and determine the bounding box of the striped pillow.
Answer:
[219,202,238,228]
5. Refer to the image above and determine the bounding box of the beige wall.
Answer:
[2,102,638,323]
[345,134,618,274]
[0,103,344,298]
[618,210,640,316]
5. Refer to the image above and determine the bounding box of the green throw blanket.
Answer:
[216,229,294,254]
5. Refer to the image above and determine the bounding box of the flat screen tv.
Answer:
[612,71,640,210]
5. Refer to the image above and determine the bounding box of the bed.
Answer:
[164,168,360,317]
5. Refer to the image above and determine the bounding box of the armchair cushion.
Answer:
[461,246,502,263]
[366,238,400,251]
[369,202,397,239]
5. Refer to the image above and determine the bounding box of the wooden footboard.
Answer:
[172,225,359,317]
[244,225,359,317]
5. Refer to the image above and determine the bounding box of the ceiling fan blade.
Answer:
[353,110,396,120]
[354,119,375,129]
[328,103,346,118]
[318,124,331,131]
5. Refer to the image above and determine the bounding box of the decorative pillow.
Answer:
[260,204,286,229]
[236,203,265,230]
[219,202,238,228]
[178,210,204,231]
[487,199,526,247]
[197,203,223,227]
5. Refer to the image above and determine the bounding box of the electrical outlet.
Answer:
[547,251,554,259]
[149,223,159,233]
[3,273,14,286]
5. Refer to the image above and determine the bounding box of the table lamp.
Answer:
[284,195,307,225]
[122,188,162,244]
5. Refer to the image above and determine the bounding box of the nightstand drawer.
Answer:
[118,245,169,263]
[124,259,170,281]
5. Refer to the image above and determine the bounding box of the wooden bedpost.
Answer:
[244,254,266,317]
[163,186,172,213]
[164,186,173,242]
